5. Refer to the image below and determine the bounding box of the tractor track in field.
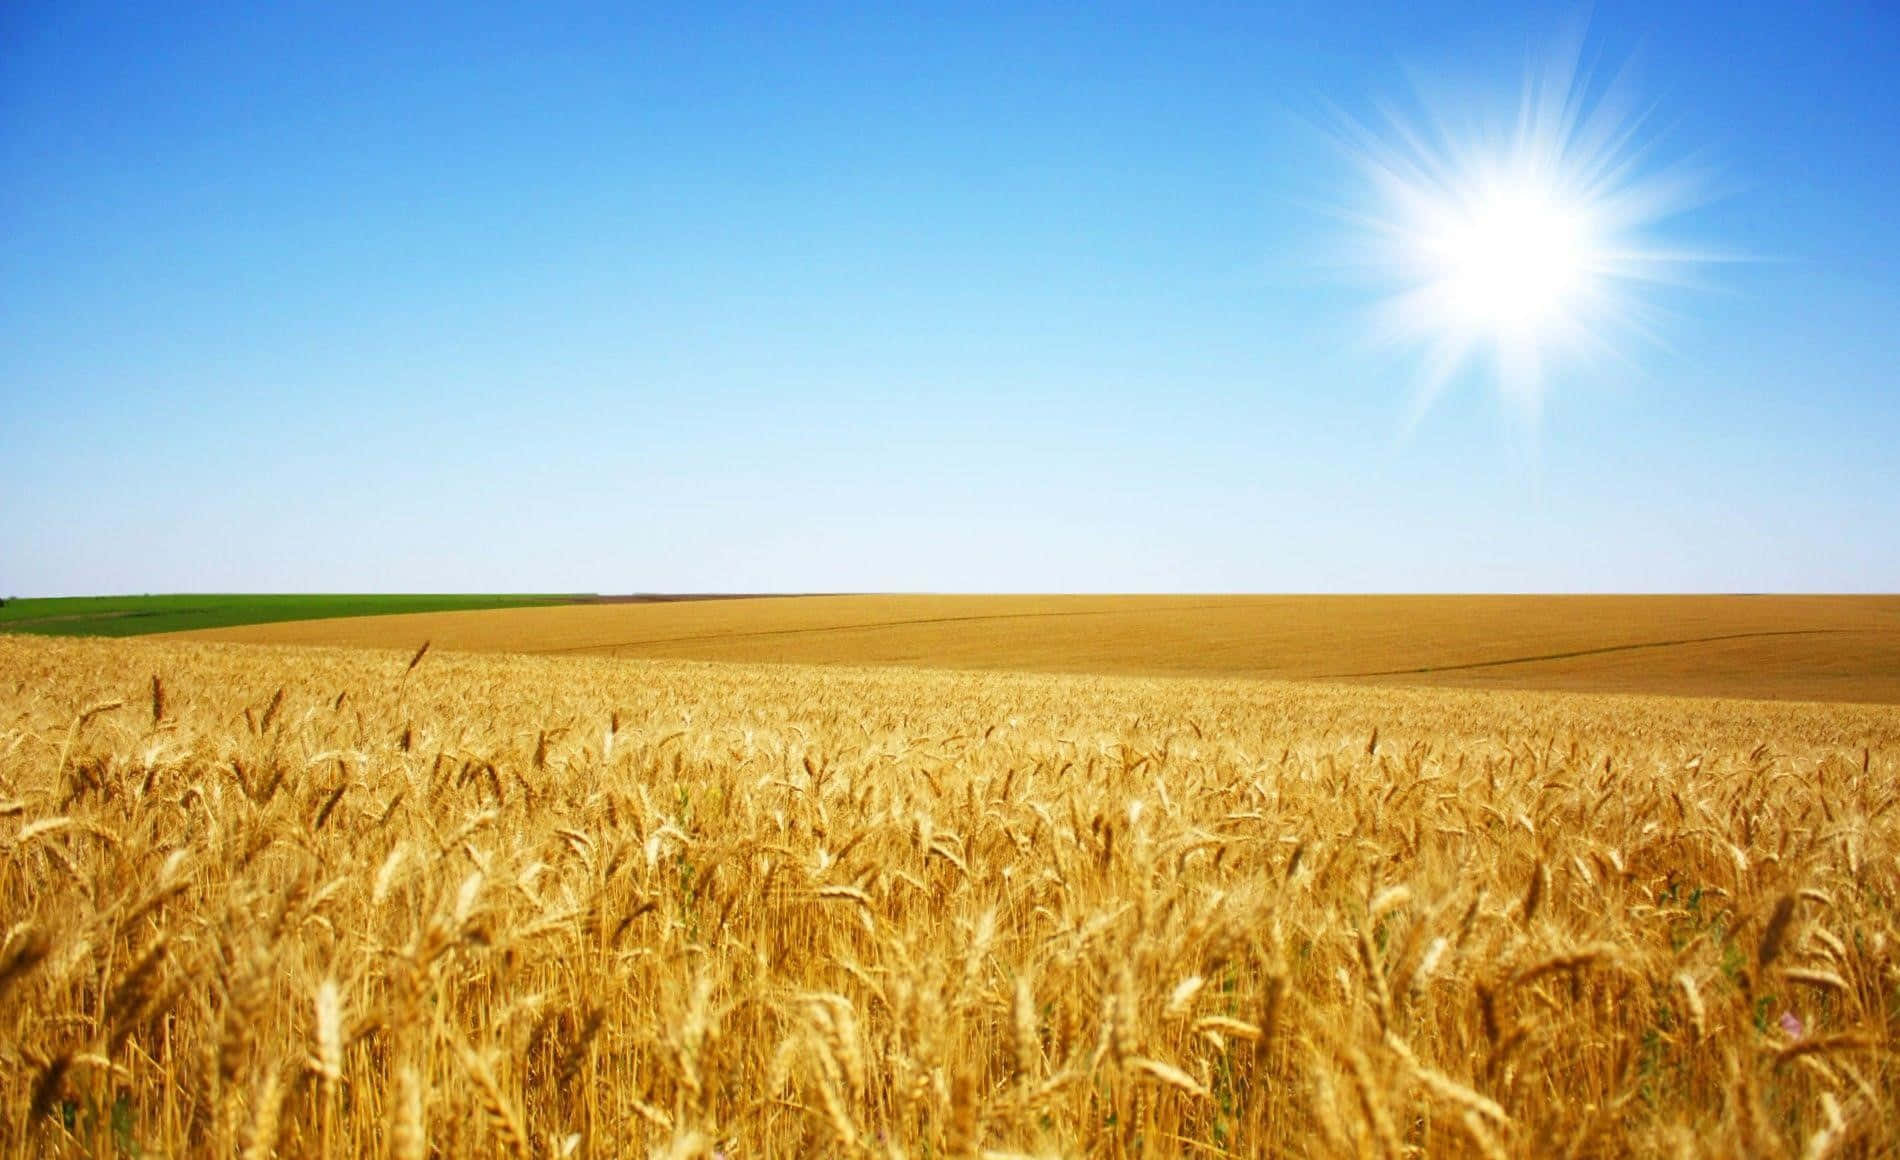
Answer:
[544,601,1245,654]
[1325,627,1864,679]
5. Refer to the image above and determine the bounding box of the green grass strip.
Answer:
[0,594,588,637]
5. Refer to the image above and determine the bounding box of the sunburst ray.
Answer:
[1332,25,1726,423]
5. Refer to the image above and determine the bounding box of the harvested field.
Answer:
[170,594,1900,703]
[2,633,1897,1156]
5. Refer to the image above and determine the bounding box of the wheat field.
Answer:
[169,594,1900,704]
[3,632,1897,1157]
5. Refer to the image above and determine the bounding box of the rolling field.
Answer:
[3,632,1897,1157]
[169,594,1900,703]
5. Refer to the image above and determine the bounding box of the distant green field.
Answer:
[0,594,587,637]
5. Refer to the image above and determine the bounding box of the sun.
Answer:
[1334,26,1720,421]
[1432,180,1592,332]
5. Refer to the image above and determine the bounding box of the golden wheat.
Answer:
[0,632,1896,1156]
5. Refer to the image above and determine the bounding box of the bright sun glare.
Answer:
[1435,182,1590,331]
[1338,26,1720,422]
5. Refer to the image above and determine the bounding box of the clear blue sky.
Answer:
[4,1,1895,595]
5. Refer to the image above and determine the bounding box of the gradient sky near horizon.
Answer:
[4,1,1896,596]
